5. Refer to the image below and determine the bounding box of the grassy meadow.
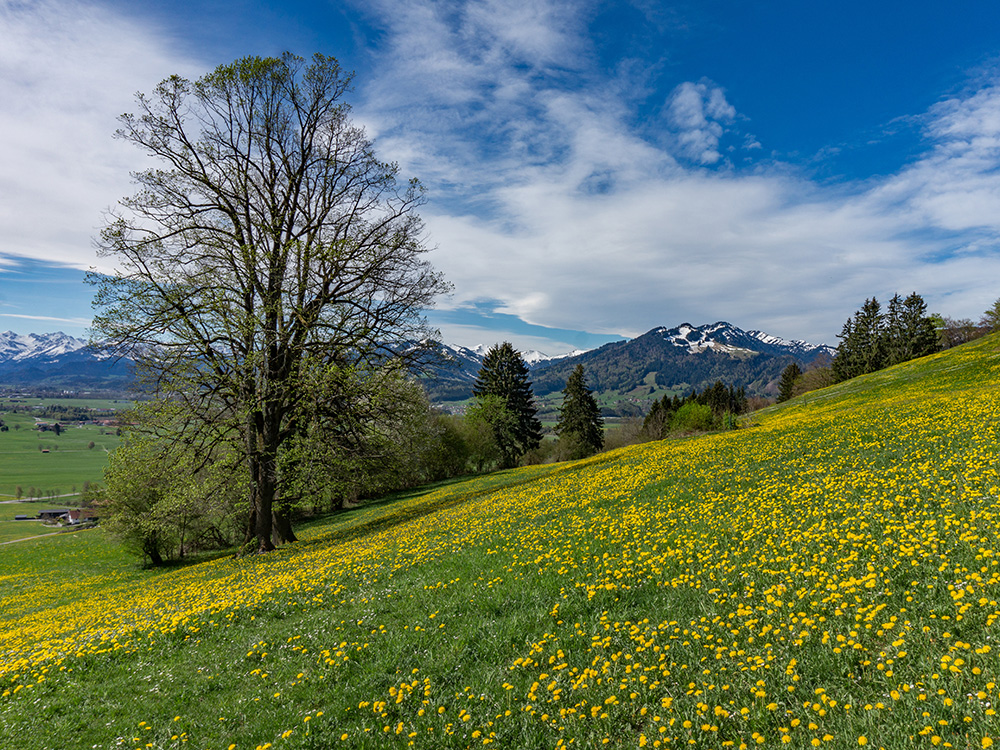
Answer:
[2,335,1000,749]
[0,399,121,498]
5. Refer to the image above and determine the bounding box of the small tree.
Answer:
[555,364,604,459]
[100,426,247,565]
[464,395,514,472]
[776,362,802,403]
[472,343,542,468]
[670,402,714,434]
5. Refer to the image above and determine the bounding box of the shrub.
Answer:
[670,402,714,433]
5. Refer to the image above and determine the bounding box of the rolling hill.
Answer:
[1,333,998,749]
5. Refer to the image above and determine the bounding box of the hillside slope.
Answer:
[1,335,999,749]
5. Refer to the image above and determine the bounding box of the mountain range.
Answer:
[0,331,133,391]
[418,322,834,409]
[0,323,835,409]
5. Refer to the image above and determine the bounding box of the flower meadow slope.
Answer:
[2,335,1000,749]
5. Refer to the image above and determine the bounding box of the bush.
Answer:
[670,403,714,434]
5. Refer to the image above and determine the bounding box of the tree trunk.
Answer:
[253,475,277,553]
[272,507,298,545]
[248,426,276,553]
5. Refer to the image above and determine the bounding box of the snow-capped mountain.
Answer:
[438,343,586,373]
[464,344,583,365]
[528,321,835,404]
[0,331,133,390]
[654,322,836,359]
[0,331,88,362]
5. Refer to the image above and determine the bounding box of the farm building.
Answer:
[38,509,71,520]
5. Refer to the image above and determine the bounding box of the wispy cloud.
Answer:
[0,313,92,325]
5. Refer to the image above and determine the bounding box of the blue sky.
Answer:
[3,1,1000,354]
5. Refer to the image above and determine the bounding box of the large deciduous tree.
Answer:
[471,343,542,468]
[90,53,449,553]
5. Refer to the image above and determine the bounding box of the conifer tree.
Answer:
[776,362,801,403]
[899,292,939,361]
[555,364,604,459]
[472,343,542,468]
[882,293,907,366]
[833,297,885,382]
[831,317,857,383]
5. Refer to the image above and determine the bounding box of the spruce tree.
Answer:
[776,362,801,403]
[854,297,886,374]
[833,297,885,382]
[472,343,542,468]
[900,292,939,360]
[831,317,857,383]
[882,293,907,366]
[555,364,604,459]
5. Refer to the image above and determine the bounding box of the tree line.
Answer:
[830,293,938,382]
[777,293,1000,402]
[642,381,748,440]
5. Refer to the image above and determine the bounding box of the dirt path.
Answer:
[0,531,62,545]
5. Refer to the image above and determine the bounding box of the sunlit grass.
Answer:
[1,335,999,749]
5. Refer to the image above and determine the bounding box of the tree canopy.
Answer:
[90,53,449,553]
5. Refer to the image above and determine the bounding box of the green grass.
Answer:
[0,397,130,410]
[2,336,1000,749]
[0,405,119,497]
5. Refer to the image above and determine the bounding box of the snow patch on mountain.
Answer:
[0,331,88,362]
[465,344,588,366]
[653,322,834,358]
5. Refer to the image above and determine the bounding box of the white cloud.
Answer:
[352,0,1000,348]
[665,81,736,164]
[0,0,202,272]
[873,83,1000,233]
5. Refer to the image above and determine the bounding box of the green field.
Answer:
[0,397,130,411]
[0,402,121,498]
[1,335,1000,749]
